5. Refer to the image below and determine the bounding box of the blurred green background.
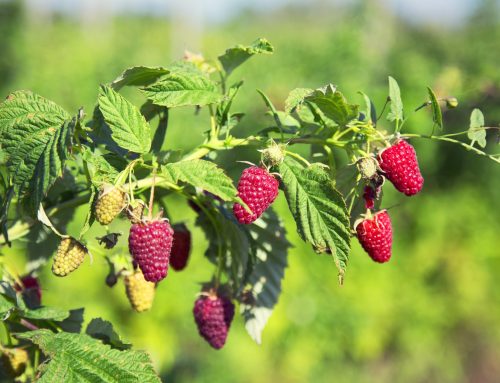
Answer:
[1,0,500,382]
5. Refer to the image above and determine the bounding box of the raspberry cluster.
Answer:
[128,220,174,283]
[233,166,279,224]
[356,140,424,262]
[193,293,235,349]
[52,237,88,277]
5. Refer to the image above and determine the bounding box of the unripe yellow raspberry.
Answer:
[124,269,156,313]
[261,141,285,166]
[445,97,458,108]
[52,237,87,277]
[357,157,379,180]
[1,348,28,377]
[126,200,146,224]
[95,186,127,225]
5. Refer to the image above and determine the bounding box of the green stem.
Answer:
[218,71,227,94]
[323,145,336,176]
[33,348,40,373]
[208,105,218,139]
[346,175,362,216]
[333,126,355,140]
[181,136,261,161]
[1,321,12,346]
[402,133,500,164]
[284,150,311,166]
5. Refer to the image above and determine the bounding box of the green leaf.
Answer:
[267,111,300,129]
[257,90,286,134]
[305,84,359,127]
[82,148,120,185]
[111,66,170,90]
[23,306,69,322]
[358,91,376,125]
[217,81,243,127]
[78,185,98,238]
[0,293,15,319]
[86,318,132,350]
[427,87,443,130]
[468,108,487,148]
[151,109,169,154]
[98,85,151,154]
[19,330,160,382]
[278,157,351,280]
[167,60,206,76]
[240,208,290,344]
[142,73,223,108]
[296,102,328,126]
[0,91,74,211]
[162,160,239,202]
[58,308,85,333]
[285,88,313,114]
[387,76,404,123]
[218,38,274,76]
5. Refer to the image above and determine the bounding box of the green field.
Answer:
[1,1,499,382]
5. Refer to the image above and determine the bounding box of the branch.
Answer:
[402,134,500,164]
[0,136,262,245]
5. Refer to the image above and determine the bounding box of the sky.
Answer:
[20,0,490,27]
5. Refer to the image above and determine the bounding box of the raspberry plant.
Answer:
[0,38,498,380]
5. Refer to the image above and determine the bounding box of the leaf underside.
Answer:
[240,208,290,344]
[218,38,274,76]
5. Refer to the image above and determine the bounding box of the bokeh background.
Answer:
[1,0,500,382]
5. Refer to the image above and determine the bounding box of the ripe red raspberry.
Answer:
[355,210,393,263]
[233,166,279,224]
[170,224,191,271]
[193,292,235,349]
[128,219,174,283]
[378,140,424,196]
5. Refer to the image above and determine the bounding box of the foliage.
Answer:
[0,4,499,381]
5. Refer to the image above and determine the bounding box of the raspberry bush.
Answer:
[0,38,498,381]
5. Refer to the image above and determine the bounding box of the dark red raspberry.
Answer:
[193,292,235,349]
[233,166,279,224]
[363,186,376,209]
[355,210,393,263]
[170,224,191,271]
[15,275,42,307]
[378,140,424,196]
[128,220,174,283]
